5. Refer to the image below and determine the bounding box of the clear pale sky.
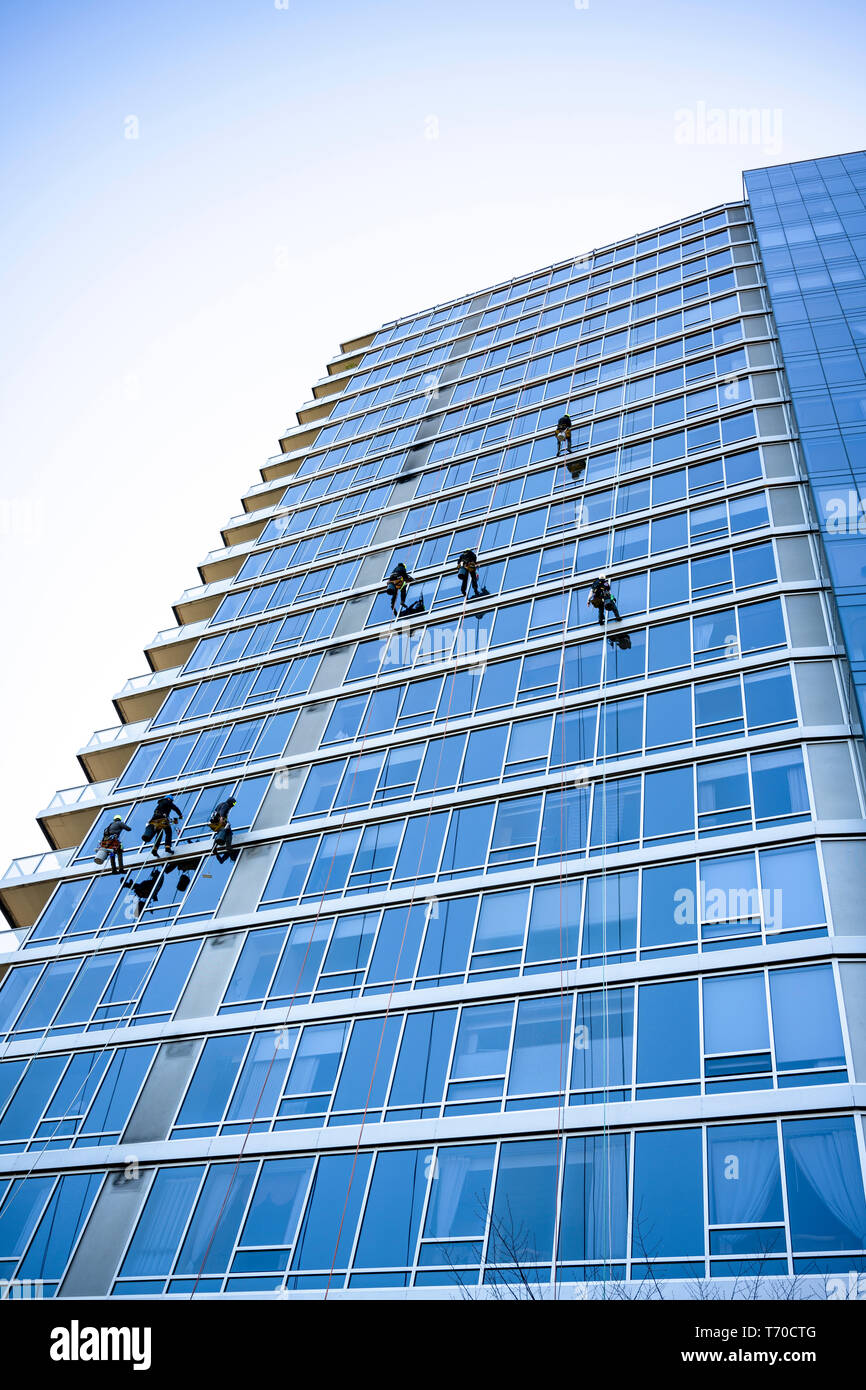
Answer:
[1,0,864,912]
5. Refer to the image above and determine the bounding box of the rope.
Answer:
[322,582,474,1297]
[189,564,473,1296]
[552,497,574,1300]
[0,855,188,1258]
[187,601,401,1297]
[599,602,612,1297]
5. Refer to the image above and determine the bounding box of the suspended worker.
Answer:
[555,412,573,457]
[384,561,413,617]
[97,814,132,874]
[212,823,236,865]
[209,795,238,865]
[142,794,183,857]
[588,575,622,626]
[210,796,237,825]
[456,548,480,598]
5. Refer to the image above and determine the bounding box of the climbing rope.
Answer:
[322,581,475,1297]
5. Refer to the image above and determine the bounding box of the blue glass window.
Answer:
[758,844,825,931]
[643,861,697,949]
[488,1140,558,1267]
[769,965,845,1072]
[560,1134,629,1260]
[707,1123,784,1226]
[751,748,809,825]
[636,980,699,1088]
[389,1011,456,1109]
[353,1148,431,1269]
[423,1144,494,1242]
[632,1128,703,1258]
[783,1117,866,1252]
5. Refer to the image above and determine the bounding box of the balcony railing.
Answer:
[81,719,149,752]
[176,578,231,606]
[245,476,283,498]
[147,618,207,648]
[115,667,181,699]
[223,503,277,533]
[201,540,253,567]
[42,780,115,814]
[1,847,74,883]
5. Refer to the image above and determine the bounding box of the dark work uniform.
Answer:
[99,818,132,874]
[145,795,183,855]
[385,563,412,614]
[457,549,480,597]
[211,797,237,863]
[556,414,573,456]
[588,577,621,625]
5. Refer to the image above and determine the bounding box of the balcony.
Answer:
[240,478,289,517]
[173,576,232,627]
[1,847,74,882]
[144,618,208,672]
[42,782,110,813]
[220,507,270,550]
[296,397,336,427]
[260,446,305,484]
[312,372,348,400]
[77,719,149,783]
[37,780,115,852]
[276,420,324,459]
[198,542,249,585]
[339,330,375,355]
[0,847,75,932]
[113,667,181,724]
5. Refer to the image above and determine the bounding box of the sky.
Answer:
[0,0,865,928]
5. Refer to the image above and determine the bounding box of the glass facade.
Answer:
[745,152,866,729]
[1,151,865,1299]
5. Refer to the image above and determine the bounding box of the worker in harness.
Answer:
[385,562,413,617]
[209,796,238,864]
[210,796,237,825]
[588,575,622,625]
[97,814,132,874]
[456,548,481,598]
[142,794,183,856]
[555,412,573,457]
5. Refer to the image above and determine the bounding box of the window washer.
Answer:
[555,413,573,457]
[142,794,183,857]
[210,796,238,865]
[456,548,480,598]
[210,796,237,827]
[212,823,236,865]
[588,575,622,626]
[97,815,132,874]
[385,562,413,617]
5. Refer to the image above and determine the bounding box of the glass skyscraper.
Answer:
[1,150,865,1300]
